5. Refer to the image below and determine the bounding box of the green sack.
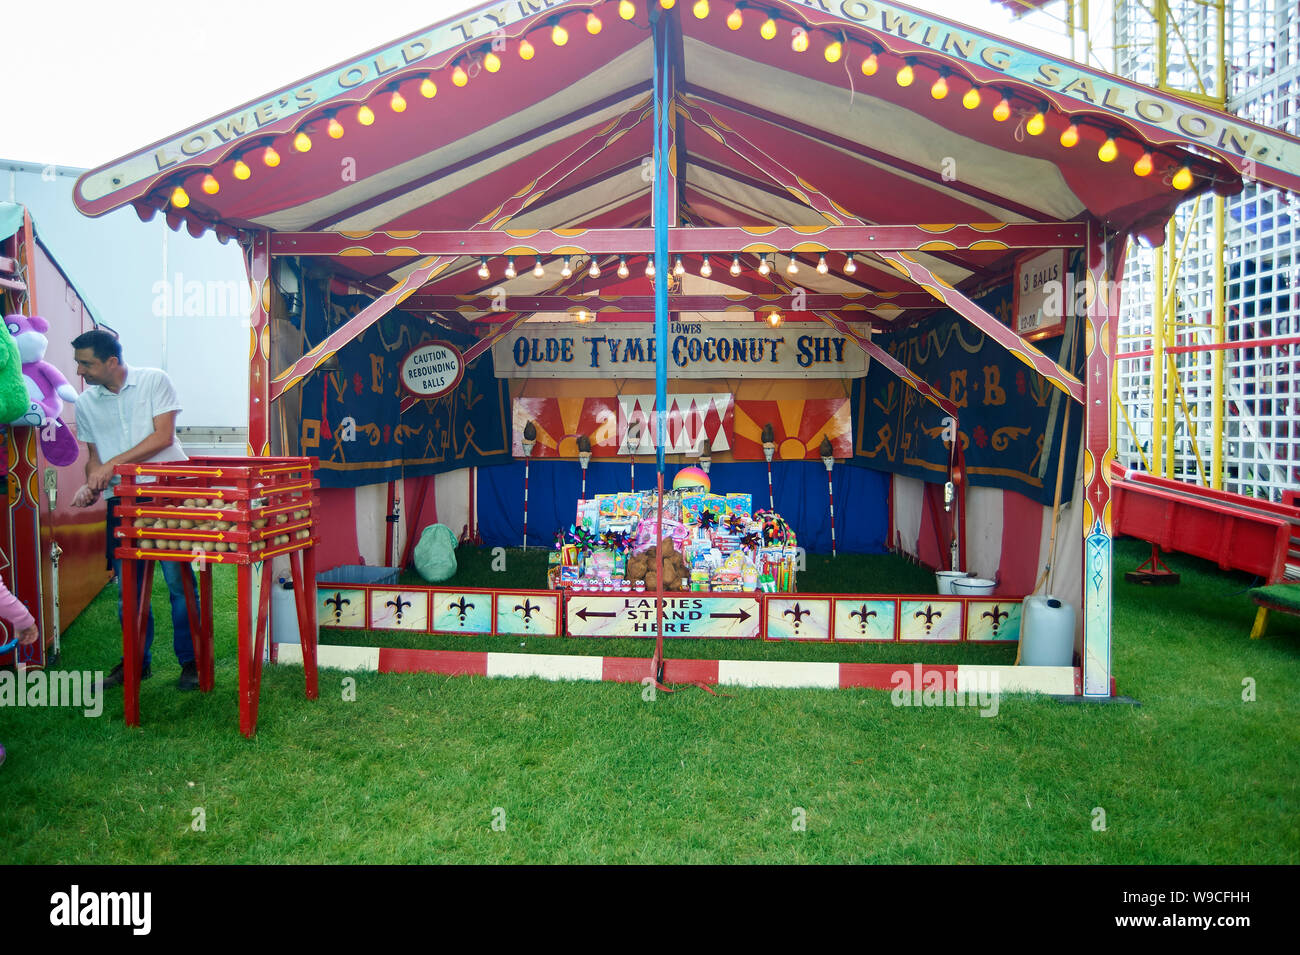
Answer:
[413,523,459,583]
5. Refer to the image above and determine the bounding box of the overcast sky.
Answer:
[1,0,1073,170]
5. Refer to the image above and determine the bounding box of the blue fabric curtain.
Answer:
[477,460,889,555]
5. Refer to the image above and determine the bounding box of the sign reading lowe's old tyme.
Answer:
[492,322,870,379]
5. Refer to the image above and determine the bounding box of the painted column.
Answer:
[1082,221,1116,697]
[245,230,272,456]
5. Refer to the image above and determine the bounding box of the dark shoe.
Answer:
[98,661,152,690]
[177,662,199,691]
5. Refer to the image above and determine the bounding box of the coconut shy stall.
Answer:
[71,0,1300,698]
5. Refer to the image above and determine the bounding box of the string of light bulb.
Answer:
[161,0,1206,218]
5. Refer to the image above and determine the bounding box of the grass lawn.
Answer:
[2,538,1297,864]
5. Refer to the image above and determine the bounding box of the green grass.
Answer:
[2,538,1298,863]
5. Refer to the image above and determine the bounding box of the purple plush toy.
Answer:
[5,314,80,466]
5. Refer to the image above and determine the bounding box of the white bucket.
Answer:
[935,570,967,595]
[1021,594,1076,666]
[952,577,996,597]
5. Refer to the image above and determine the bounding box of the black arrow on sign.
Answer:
[710,608,753,623]
[576,607,618,621]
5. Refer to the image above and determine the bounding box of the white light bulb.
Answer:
[700,255,712,277]
[730,256,741,276]
[589,260,601,278]
[533,260,545,278]
[504,258,517,278]
[844,255,857,274]
[816,255,828,274]
[617,257,629,279]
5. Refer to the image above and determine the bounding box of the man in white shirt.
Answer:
[70,329,198,691]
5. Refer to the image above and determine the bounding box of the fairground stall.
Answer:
[72,0,1300,696]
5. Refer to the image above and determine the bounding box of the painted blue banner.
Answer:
[849,277,1084,507]
[295,289,510,488]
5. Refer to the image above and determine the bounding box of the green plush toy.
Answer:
[0,322,27,424]
[413,523,459,583]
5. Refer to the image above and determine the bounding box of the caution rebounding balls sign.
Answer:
[400,341,464,399]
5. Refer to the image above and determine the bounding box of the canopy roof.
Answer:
[74,0,1300,328]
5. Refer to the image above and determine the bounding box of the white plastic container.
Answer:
[1020,594,1076,666]
[952,577,996,597]
[935,570,967,595]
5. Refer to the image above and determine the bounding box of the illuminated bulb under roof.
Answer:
[1098,136,1118,162]
[589,260,601,278]
[1026,111,1046,136]
[617,256,630,278]
[233,160,251,180]
[673,256,685,276]
[390,90,407,112]
[896,61,914,87]
[477,258,490,280]
[992,97,1011,122]
[1133,152,1154,177]
[201,174,220,195]
[453,65,469,86]
[533,259,546,278]
[170,186,190,208]
[786,257,799,275]
[726,9,742,30]
[760,17,776,40]
[758,257,771,276]
[861,52,878,76]
[263,146,281,167]
[693,0,708,18]
[1060,124,1079,147]
[420,78,437,98]
[646,259,656,278]
[561,256,573,277]
[293,132,311,152]
[519,39,535,60]
[504,257,517,279]
[962,87,981,109]
[844,255,857,274]
[816,255,828,274]
[327,117,345,138]
[552,24,569,46]
[660,0,675,8]
[766,310,783,327]
[730,255,741,276]
[357,105,375,125]
[824,40,842,63]
[586,12,602,34]
[792,30,809,53]
[1172,166,1194,190]
[484,52,501,72]
[700,255,712,278]
[931,74,948,100]
[619,0,636,20]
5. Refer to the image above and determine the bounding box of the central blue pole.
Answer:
[652,16,669,475]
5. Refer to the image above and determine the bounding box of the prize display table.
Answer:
[112,456,321,737]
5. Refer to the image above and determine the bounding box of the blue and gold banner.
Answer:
[296,291,510,488]
[849,280,1084,507]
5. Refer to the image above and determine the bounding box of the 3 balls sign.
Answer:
[399,341,464,399]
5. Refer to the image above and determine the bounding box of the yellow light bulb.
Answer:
[200,174,220,195]
[453,65,469,86]
[760,18,776,40]
[726,9,742,30]
[992,97,1011,122]
[485,52,501,72]
[1026,111,1046,136]
[660,0,675,8]
[896,63,914,87]
[233,160,251,180]
[170,186,190,208]
[357,105,375,126]
[767,310,782,327]
[931,75,948,99]
[587,13,602,34]
[1133,152,1154,177]
[1098,137,1118,162]
[962,87,981,109]
[620,0,636,20]
[262,146,280,167]
[1172,166,1194,190]
[293,132,311,152]
[519,39,535,60]
[420,78,437,98]
[824,40,842,63]
[861,52,878,76]
[1060,124,1079,147]
[552,24,568,46]
[693,0,709,18]
[390,90,406,112]
[327,117,345,138]
[792,31,809,53]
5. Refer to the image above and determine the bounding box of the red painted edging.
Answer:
[839,662,957,689]
[378,647,488,676]
[663,658,720,685]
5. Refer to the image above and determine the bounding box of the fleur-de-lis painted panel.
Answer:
[371,590,428,631]
[433,591,493,634]
[899,599,962,641]
[833,599,896,641]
